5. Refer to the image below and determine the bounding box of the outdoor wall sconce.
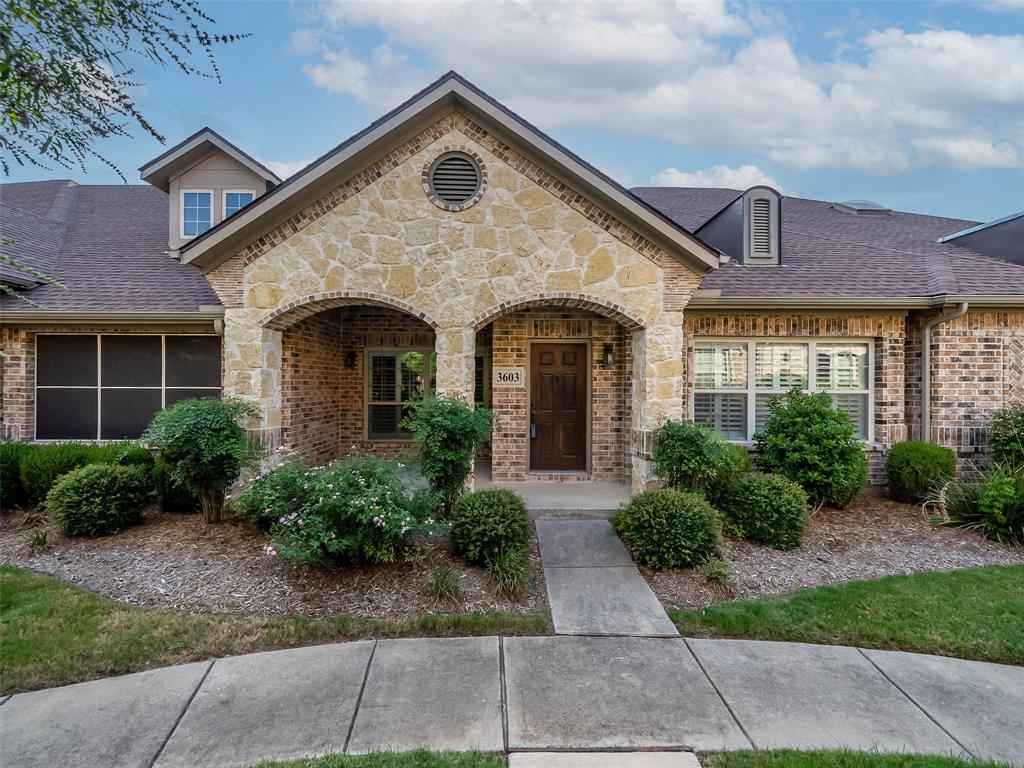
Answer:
[602,343,615,367]
[344,350,357,369]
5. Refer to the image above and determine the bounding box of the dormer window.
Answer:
[182,190,212,238]
[742,186,781,265]
[224,190,255,218]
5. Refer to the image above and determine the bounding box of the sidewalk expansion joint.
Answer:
[344,639,378,754]
[683,638,755,750]
[146,659,214,768]
[499,635,510,752]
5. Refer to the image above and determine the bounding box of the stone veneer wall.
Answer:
[907,311,1024,463]
[683,312,907,486]
[489,310,630,482]
[213,109,702,490]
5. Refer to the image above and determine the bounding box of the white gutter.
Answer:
[921,302,968,443]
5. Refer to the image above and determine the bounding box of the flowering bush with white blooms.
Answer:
[233,448,308,529]
[255,452,434,568]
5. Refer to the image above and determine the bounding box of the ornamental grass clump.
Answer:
[143,398,260,524]
[402,395,493,516]
[754,388,868,509]
[990,406,1024,470]
[937,463,1024,546]
[266,453,433,568]
[612,489,721,570]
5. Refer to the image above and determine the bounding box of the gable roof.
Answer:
[178,71,721,274]
[139,127,281,192]
[938,211,1024,267]
[631,187,1024,307]
[0,180,221,317]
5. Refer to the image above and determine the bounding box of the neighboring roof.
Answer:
[178,71,721,274]
[0,180,221,314]
[938,211,1024,267]
[632,187,1024,306]
[138,127,281,192]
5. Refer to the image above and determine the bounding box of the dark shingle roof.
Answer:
[632,187,1024,299]
[1,180,220,312]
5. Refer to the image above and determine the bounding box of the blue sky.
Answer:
[8,0,1023,222]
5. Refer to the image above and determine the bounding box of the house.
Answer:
[2,71,1022,493]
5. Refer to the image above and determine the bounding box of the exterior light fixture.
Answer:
[344,350,357,369]
[603,343,614,367]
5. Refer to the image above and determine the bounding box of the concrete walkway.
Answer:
[536,519,678,636]
[3,637,1022,768]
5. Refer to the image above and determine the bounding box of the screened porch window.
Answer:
[694,340,872,441]
[366,349,436,440]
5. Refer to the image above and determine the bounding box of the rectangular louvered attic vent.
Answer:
[751,197,772,257]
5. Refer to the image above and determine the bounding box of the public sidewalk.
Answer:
[2,636,1022,768]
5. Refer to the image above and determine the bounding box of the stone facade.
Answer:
[215,110,701,489]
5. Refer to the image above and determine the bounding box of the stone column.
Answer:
[434,326,476,401]
[630,316,684,493]
[222,308,283,454]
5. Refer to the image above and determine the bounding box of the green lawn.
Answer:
[247,751,502,768]
[706,750,1010,768]
[0,565,550,694]
[672,564,1024,665]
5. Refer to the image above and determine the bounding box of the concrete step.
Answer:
[530,508,615,520]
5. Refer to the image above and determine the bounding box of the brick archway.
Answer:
[261,291,442,331]
[471,292,646,332]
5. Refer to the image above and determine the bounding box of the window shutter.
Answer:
[751,198,772,257]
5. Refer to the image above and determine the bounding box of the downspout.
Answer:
[921,302,968,443]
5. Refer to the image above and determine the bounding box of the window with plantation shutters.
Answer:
[366,349,436,440]
[428,152,482,205]
[694,339,872,441]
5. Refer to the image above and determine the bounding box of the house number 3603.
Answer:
[493,367,524,386]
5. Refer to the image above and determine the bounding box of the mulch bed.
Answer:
[644,493,1024,610]
[0,510,547,619]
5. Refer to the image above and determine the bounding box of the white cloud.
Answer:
[981,0,1024,10]
[651,164,786,192]
[295,1,1024,175]
[262,158,314,179]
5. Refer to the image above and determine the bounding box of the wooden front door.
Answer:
[530,343,588,471]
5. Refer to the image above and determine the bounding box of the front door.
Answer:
[530,343,588,471]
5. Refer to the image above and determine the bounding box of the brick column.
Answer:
[222,308,283,453]
[0,327,34,441]
[630,318,684,493]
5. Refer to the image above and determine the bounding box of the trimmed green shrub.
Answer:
[46,464,151,536]
[0,442,37,509]
[113,442,154,471]
[754,388,868,508]
[143,397,260,524]
[706,441,753,507]
[990,406,1024,470]
[19,442,124,505]
[612,489,721,570]
[234,449,307,527]
[940,464,1024,545]
[267,453,429,566]
[718,472,809,550]
[152,456,200,512]
[652,420,750,498]
[450,489,529,567]
[402,395,494,516]
[886,441,956,504]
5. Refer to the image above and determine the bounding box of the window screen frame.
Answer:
[363,347,436,442]
[180,188,214,238]
[692,337,874,443]
[34,333,222,442]
[223,188,256,219]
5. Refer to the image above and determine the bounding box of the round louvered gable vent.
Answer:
[427,152,483,206]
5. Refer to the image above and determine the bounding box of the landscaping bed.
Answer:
[0,510,547,619]
[643,493,1023,610]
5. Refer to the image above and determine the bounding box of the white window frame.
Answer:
[692,337,875,444]
[222,188,256,219]
[34,333,222,442]
[363,347,436,442]
[180,188,214,239]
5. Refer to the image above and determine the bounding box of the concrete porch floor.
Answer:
[474,461,631,515]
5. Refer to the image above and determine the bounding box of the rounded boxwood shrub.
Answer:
[612,489,720,570]
[718,473,808,550]
[886,440,956,503]
[47,464,151,536]
[19,442,124,505]
[990,406,1024,470]
[754,389,868,508]
[0,442,38,509]
[652,420,749,497]
[450,489,529,566]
